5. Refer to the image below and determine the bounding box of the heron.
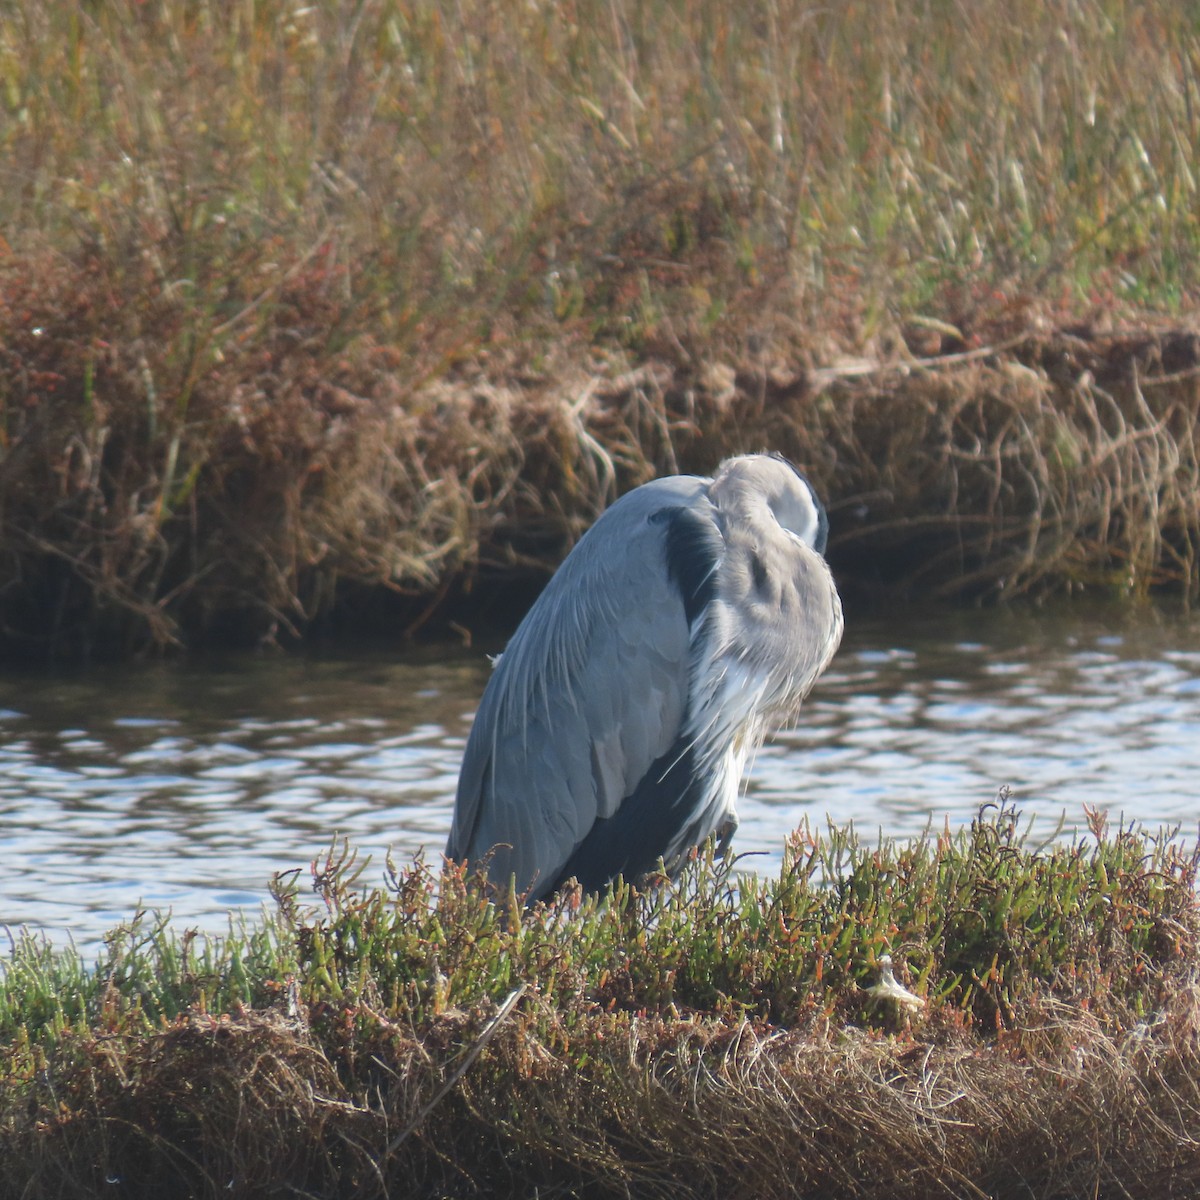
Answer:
[447,452,843,901]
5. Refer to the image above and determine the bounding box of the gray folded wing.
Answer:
[448,474,718,899]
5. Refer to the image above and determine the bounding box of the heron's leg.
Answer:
[716,813,739,855]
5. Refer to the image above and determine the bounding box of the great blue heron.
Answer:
[447,453,843,901]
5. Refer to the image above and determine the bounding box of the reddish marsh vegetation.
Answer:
[1,2,1199,655]
[3,805,1200,1198]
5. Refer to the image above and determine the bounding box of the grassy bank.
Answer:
[1,1,1199,654]
[3,804,1200,1198]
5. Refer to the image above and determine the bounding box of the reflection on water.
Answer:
[754,605,1200,852]
[2,602,1199,954]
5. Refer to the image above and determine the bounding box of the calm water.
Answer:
[3,602,1199,955]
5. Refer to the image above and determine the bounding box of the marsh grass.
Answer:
[2,1,1200,653]
[3,803,1200,1197]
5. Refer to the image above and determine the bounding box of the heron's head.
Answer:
[712,454,830,557]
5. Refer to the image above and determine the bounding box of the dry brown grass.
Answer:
[9,990,1200,1199]
[811,325,1200,602]
[4,276,1199,657]
[5,808,1200,1198]
[409,322,1200,610]
[3,0,1200,654]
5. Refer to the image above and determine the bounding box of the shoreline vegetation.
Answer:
[2,1,1200,657]
[7,4,1200,1194]
[4,803,1200,1198]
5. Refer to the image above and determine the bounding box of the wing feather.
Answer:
[448,474,720,898]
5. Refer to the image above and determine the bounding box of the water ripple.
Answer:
[2,603,1199,954]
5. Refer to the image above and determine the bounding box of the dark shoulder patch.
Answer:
[750,551,769,596]
[651,505,721,627]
